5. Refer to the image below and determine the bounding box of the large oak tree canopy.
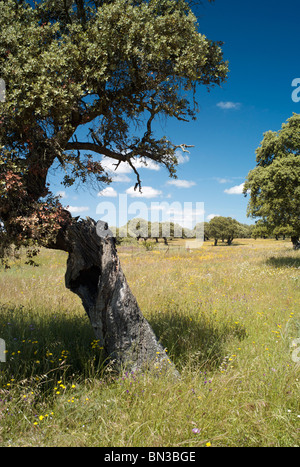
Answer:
[0,0,227,252]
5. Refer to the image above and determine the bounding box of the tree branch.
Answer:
[128,159,142,192]
[65,141,129,162]
[173,144,194,153]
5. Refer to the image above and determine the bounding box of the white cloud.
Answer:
[215,177,232,184]
[67,205,90,213]
[217,101,241,110]
[126,186,162,198]
[56,190,67,199]
[101,156,160,176]
[167,179,196,188]
[101,158,131,175]
[111,173,131,183]
[97,186,118,197]
[175,150,190,164]
[224,183,245,195]
[206,213,220,221]
[134,158,160,171]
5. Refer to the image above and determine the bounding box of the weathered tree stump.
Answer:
[64,218,177,375]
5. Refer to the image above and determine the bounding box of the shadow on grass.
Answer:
[265,256,300,269]
[0,303,105,389]
[0,301,247,386]
[150,308,247,371]
[213,242,245,247]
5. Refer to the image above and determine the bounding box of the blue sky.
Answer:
[49,0,300,228]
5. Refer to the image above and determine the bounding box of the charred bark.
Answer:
[63,217,178,375]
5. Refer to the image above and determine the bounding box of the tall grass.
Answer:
[0,239,299,446]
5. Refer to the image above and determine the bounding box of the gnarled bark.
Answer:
[63,217,177,375]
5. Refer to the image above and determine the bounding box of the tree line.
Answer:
[114,216,254,246]
[115,216,297,247]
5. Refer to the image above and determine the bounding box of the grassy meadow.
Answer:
[0,237,299,447]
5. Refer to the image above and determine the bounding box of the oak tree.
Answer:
[244,113,300,249]
[206,216,241,246]
[0,0,228,371]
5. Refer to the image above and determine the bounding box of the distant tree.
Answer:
[127,218,149,239]
[207,216,241,246]
[273,225,294,241]
[244,114,300,249]
[192,222,206,240]
[251,221,270,240]
[238,223,254,238]
[118,218,186,244]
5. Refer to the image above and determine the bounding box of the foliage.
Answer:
[115,217,254,245]
[251,220,270,240]
[244,113,300,245]
[117,217,189,240]
[205,216,243,245]
[141,239,155,251]
[0,0,228,257]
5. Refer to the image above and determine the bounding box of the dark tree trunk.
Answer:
[62,218,178,375]
[291,236,300,250]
